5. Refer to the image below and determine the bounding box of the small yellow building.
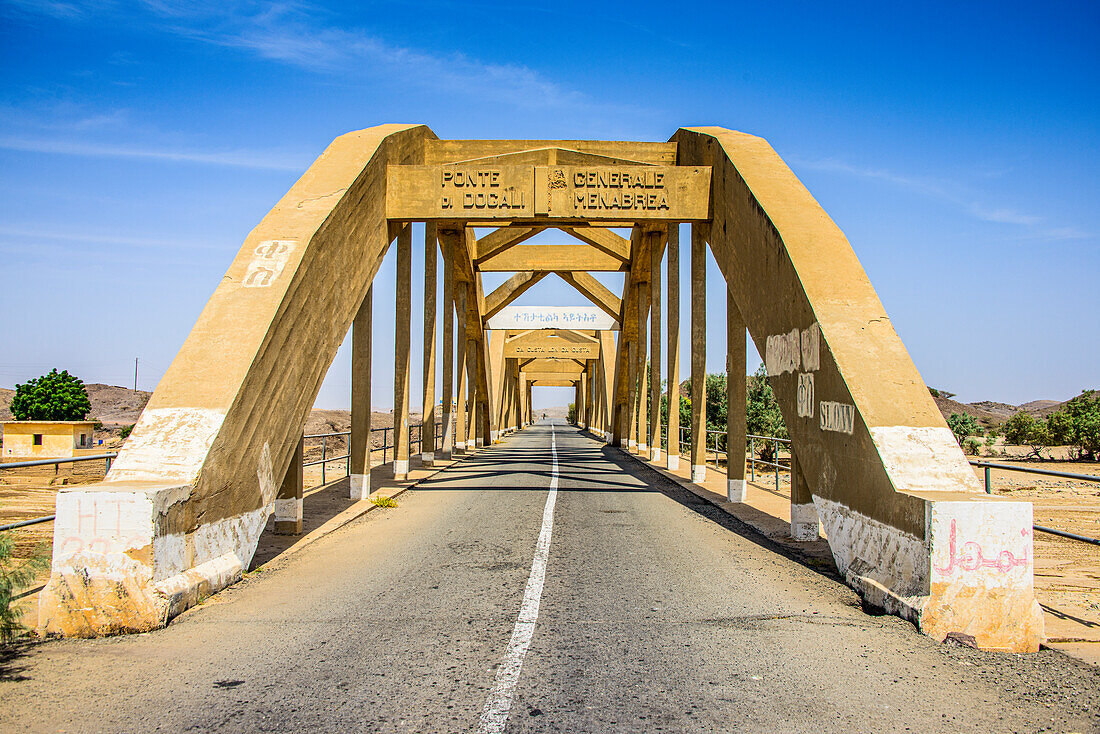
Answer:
[1,421,97,459]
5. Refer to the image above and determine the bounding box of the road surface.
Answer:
[2,421,1098,732]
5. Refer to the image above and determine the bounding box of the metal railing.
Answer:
[0,420,456,532]
[1,453,119,532]
[970,460,1100,546]
[655,424,792,491]
[303,420,450,486]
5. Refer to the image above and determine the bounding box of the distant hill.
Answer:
[0,381,1074,439]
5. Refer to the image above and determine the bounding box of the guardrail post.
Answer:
[790,451,820,541]
[274,437,304,535]
[749,436,755,482]
[984,465,992,494]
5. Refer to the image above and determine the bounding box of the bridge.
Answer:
[36,126,1042,659]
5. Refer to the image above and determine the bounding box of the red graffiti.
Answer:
[934,520,1029,575]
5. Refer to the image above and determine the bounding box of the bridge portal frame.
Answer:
[38,126,1042,652]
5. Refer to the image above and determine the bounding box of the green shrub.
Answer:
[946,413,982,446]
[1046,390,1100,460]
[119,424,135,440]
[566,403,576,425]
[10,369,91,421]
[1,533,48,644]
[1003,412,1050,459]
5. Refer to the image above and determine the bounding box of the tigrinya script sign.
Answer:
[487,306,618,331]
[387,165,710,221]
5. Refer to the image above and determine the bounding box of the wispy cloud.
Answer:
[0,135,308,171]
[792,155,1089,238]
[0,225,228,250]
[155,2,600,111]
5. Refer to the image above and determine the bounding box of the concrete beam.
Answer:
[477,244,630,272]
[483,271,549,320]
[554,271,622,320]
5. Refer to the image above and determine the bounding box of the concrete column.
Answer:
[587,365,595,430]
[514,362,522,430]
[421,223,437,465]
[790,452,821,540]
[527,382,533,423]
[636,281,649,455]
[575,374,582,428]
[274,436,303,534]
[649,233,662,462]
[455,282,468,452]
[349,287,373,500]
[666,223,681,471]
[467,341,480,448]
[690,224,707,482]
[727,287,747,502]
[440,240,454,459]
[393,224,412,480]
[626,339,637,449]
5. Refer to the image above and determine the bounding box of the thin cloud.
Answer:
[0,225,227,250]
[0,136,307,171]
[793,155,1077,233]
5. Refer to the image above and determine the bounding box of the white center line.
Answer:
[477,422,558,733]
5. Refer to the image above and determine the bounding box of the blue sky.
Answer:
[1,0,1096,411]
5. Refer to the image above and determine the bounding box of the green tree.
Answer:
[566,403,576,425]
[9,369,91,421]
[746,364,787,460]
[1003,411,1050,459]
[946,413,982,446]
[1047,390,1100,460]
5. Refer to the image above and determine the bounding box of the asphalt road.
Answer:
[2,421,1098,733]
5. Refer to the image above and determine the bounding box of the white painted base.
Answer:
[420,451,434,465]
[350,473,370,500]
[666,455,680,471]
[628,439,636,449]
[274,497,303,523]
[476,438,485,447]
[691,464,706,483]
[638,443,648,454]
[790,502,820,540]
[393,459,409,478]
[727,478,746,503]
[455,440,466,451]
[490,430,499,441]
[650,447,662,461]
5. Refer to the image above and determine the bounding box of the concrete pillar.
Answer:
[576,373,584,428]
[349,287,373,500]
[666,223,681,471]
[274,436,303,534]
[393,224,412,480]
[574,381,581,425]
[690,224,707,482]
[455,282,467,452]
[626,339,637,449]
[727,287,747,502]
[441,240,454,459]
[421,223,437,465]
[790,452,821,540]
[467,340,480,447]
[514,362,522,430]
[649,232,662,462]
[636,281,649,455]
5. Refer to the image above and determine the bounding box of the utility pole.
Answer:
[134,357,139,392]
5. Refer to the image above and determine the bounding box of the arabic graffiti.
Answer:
[934,519,1030,575]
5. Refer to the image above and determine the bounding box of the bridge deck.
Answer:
[3,422,1097,732]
